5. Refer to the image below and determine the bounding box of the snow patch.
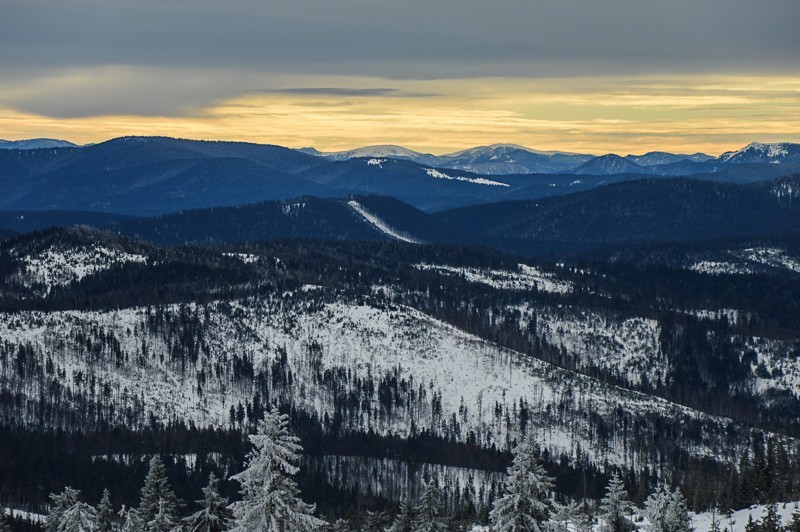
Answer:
[424,168,509,187]
[223,253,259,264]
[282,202,306,215]
[733,247,800,273]
[9,244,146,294]
[415,263,573,294]
[689,261,752,275]
[348,200,421,244]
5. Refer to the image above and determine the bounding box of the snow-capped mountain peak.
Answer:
[719,142,800,164]
[298,144,435,162]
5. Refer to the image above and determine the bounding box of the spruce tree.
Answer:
[642,484,691,532]
[759,503,781,532]
[362,510,390,531]
[599,474,633,532]
[186,473,232,532]
[139,455,182,528]
[708,505,722,532]
[788,505,800,532]
[413,481,447,532]
[326,518,352,532]
[0,513,12,532]
[120,506,146,532]
[58,501,98,532]
[547,501,588,532]
[489,437,553,532]
[147,499,179,532]
[228,408,325,531]
[45,486,81,532]
[97,489,116,532]
[387,495,416,532]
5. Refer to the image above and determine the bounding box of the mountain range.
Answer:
[300,141,792,174]
[1,136,800,216]
[1,174,798,259]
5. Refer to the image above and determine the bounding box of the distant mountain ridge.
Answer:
[301,141,800,174]
[303,143,595,174]
[2,136,800,217]
[0,138,79,150]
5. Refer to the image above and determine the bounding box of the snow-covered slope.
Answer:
[415,263,572,294]
[6,241,147,295]
[348,200,422,243]
[686,246,800,276]
[1,292,791,473]
[423,168,509,187]
[692,501,799,532]
[719,142,800,164]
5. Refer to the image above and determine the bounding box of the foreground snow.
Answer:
[691,501,799,532]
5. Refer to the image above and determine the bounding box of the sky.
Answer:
[1,0,799,155]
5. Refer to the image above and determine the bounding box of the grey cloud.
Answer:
[2,0,798,77]
[276,88,399,96]
[265,88,438,97]
[1,0,798,117]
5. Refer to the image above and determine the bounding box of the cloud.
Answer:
[0,0,798,153]
[1,74,799,156]
[1,0,798,81]
[266,88,439,98]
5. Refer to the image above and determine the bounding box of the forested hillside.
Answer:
[2,227,800,529]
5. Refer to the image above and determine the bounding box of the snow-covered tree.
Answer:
[147,499,179,532]
[489,438,553,532]
[547,501,589,532]
[58,501,98,532]
[642,484,690,532]
[228,408,325,531]
[139,455,182,529]
[598,474,633,532]
[96,489,115,532]
[362,510,390,531]
[119,506,146,532]
[707,505,722,532]
[0,513,13,532]
[759,503,782,532]
[387,495,416,532]
[788,505,800,532]
[325,518,352,532]
[46,486,81,532]
[413,481,447,532]
[185,473,232,532]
